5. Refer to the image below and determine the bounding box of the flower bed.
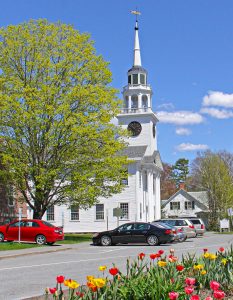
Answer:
[45,247,233,300]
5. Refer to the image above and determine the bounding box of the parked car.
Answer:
[92,222,175,246]
[154,219,197,238]
[0,219,64,245]
[188,218,206,235]
[152,221,187,242]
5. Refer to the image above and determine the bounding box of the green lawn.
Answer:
[0,233,92,250]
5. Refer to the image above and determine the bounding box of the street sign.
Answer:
[113,207,123,217]
[227,208,233,216]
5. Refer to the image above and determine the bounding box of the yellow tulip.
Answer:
[201,270,207,275]
[86,275,95,282]
[193,264,204,270]
[209,254,217,260]
[98,265,107,272]
[93,278,106,288]
[203,252,210,258]
[157,260,167,267]
[221,258,227,265]
[68,280,80,289]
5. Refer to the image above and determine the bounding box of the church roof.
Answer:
[142,151,163,171]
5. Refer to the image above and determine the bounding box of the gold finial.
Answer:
[130,9,141,22]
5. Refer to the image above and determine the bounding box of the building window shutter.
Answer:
[178,202,180,210]
[185,202,187,210]
[192,201,195,209]
[170,203,173,210]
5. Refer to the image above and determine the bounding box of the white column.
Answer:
[154,173,161,220]
[128,95,132,110]
[138,93,142,110]
[147,170,154,222]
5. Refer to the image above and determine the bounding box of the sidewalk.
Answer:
[0,244,74,260]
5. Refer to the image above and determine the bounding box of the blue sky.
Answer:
[0,0,233,165]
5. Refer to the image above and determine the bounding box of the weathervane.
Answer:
[130,9,141,22]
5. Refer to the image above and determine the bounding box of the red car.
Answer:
[0,219,64,245]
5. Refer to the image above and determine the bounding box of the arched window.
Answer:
[131,95,138,109]
[142,95,148,109]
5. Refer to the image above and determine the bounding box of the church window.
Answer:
[120,203,129,219]
[144,172,148,191]
[70,205,79,220]
[140,74,145,84]
[142,95,148,109]
[125,96,129,108]
[132,74,138,84]
[131,95,138,109]
[121,168,128,185]
[170,202,180,210]
[96,204,104,220]
[128,75,131,84]
[47,205,55,221]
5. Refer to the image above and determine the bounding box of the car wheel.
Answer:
[178,236,187,243]
[0,232,4,242]
[147,235,159,246]
[36,234,46,245]
[47,242,55,245]
[100,235,112,246]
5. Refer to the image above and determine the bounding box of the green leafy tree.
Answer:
[0,20,129,219]
[171,158,189,188]
[191,151,233,230]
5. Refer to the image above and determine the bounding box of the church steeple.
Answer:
[133,21,141,67]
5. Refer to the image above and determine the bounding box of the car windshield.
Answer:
[153,222,173,229]
[42,221,55,228]
[189,219,201,224]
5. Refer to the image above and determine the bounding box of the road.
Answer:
[0,232,232,300]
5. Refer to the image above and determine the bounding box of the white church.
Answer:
[40,20,163,232]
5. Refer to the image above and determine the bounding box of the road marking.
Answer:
[0,241,231,272]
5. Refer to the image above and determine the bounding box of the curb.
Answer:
[0,247,72,260]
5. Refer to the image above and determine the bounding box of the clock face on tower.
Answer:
[127,121,142,137]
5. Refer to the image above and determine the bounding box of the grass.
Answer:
[0,233,92,250]
[59,233,92,244]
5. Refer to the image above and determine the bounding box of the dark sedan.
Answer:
[92,222,175,246]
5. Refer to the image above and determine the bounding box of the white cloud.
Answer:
[202,91,233,108]
[200,107,233,119]
[175,127,192,136]
[157,102,175,110]
[176,143,209,152]
[157,111,204,125]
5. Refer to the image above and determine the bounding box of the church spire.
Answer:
[133,20,141,67]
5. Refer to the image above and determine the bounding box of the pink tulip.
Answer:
[168,292,179,299]
[185,286,194,294]
[210,281,220,291]
[185,277,196,286]
[213,290,225,299]
[190,295,200,300]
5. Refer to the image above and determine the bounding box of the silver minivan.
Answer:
[156,219,197,238]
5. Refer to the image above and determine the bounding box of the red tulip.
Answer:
[190,295,200,300]
[109,267,119,276]
[219,247,225,253]
[176,265,184,271]
[168,291,179,300]
[49,288,57,294]
[213,290,225,299]
[138,252,145,260]
[203,248,208,253]
[158,249,164,255]
[56,275,65,284]
[185,277,196,286]
[150,253,157,260]
[205,297,213,300]
[185,286,194,295]
[210,281,220,291]
[76,291,85,297]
